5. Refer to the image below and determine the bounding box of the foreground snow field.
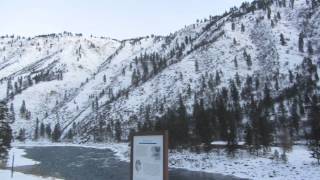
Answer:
[5,142,320,180]
[6,147,40,167]
[0,169,62,180]
[0,147,62,180]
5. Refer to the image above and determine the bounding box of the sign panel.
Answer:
[130,132,168,180]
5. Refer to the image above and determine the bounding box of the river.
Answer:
[12,146,245,180]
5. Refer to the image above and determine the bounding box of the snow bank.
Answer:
[1,147,62,180]
[0,169,63,180]
[211,141,245,146]
[170,146,320,180]
[6,147,39,167]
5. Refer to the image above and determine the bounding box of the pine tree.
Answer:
[216,95,228,141]
[103,74,106,83]
[263,83,272,107]
[66,129,74,141]
[106,123,113,142]
[95,97,99,111]
[246,54,252,68]
[166,108,178,148]
[17,128,26,142]
[131,69,139,86]
[9,103,15,123]
[299,32,304,52]
[25,111,31,120]
[231,22,235,31]
[275,77,280,90]
[141,106,152,132]
[278,101,287,125]
[96,117,104,141]
[46,124,52,138]
[6,78,12,99]
[289,70,294,83]
[185,36,189,45]
[115,120,122,142]
[308,41,313,55]
[194,99,211,145]
[259,110,273,150]
[226,109,238,155]
[27,75,33,87]
[308,95,320,164]
[215,71,221,85]
[176,95,189,145]
[271,20,275,28]
[40,122,45,137]
[255,77,260,90]
[248,98,261,154]
[280,33,286,46]
[0,101,13,157]
[235,73,241,87]
[290,99,300,137]
[241,24,245,32]
[230,80,240,103]
[34,118,39,140]
[208,75,214,90]
[52,123,61,142]
[267,7,271,19]
[195,60,199,72]
[234,56,238,69]
[20,100,26,118]
[277,12,281,19]
[278,101,293,153]
[290,0,295,8]
[245,123,253,147]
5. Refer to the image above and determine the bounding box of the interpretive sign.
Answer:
[130,131,168,180]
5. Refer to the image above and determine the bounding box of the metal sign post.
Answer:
[130,131,168,180]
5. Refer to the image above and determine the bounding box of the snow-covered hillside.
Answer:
[0,0,319,144]
[0,33,121,138]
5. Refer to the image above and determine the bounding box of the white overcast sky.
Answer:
[1,0,250,40]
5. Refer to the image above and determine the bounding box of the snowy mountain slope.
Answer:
[71,0,318,140]
[0,0,319,142]
[0,34,121,137]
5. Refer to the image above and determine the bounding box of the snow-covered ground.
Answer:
[0,169,62,180]
[6,147,40,167]
[170,146,320,180]
[0,147,62,180]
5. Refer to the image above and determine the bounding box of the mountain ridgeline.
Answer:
[0,0,320,155]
